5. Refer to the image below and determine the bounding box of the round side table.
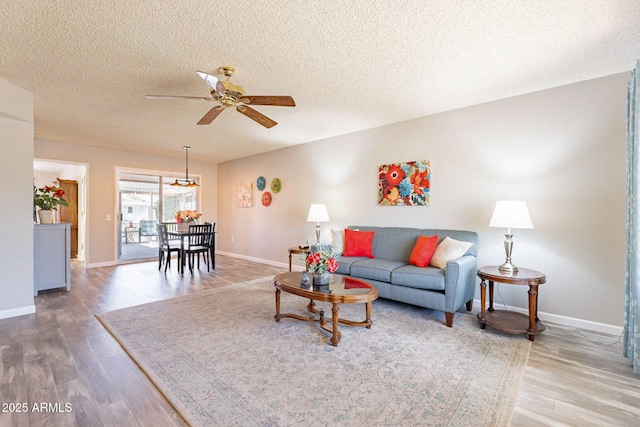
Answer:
[477,266,547,342]
[288,246,311,272]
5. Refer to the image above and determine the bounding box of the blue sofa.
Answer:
[334,226,478,327]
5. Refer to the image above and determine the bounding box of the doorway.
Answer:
[118,171,199,262]
[33,159,88,263]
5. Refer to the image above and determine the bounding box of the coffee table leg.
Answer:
[274,288,281,322]
[365,301,372,329]
[330,303,341,346]
[307,299,316,313]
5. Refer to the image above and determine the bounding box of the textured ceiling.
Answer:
[2,1,640,164]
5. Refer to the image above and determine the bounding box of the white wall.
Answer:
[34,140,218,266]
[0,77,35,319]
[217,73,629,328]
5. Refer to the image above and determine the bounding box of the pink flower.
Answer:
[306,250,339,274]
[175,210,201,223]
[327,257,338,273]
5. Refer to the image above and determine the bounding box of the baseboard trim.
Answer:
[216,251,304,271]
[87,261,118,269]
[472,299,623,336]
[0,304,36,320]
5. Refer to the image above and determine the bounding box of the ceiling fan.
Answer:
[146,66,295,128]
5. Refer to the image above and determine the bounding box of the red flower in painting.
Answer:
[409,167,429,194]
[384,164,406,186]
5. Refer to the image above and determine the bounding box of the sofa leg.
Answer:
[466,299,473,311]
[445,312,454,327]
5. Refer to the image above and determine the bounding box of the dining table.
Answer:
[167,227,216,274]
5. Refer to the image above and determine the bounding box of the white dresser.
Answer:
[34,223,71,296]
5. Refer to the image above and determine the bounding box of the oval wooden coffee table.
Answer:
[273,272,379,346]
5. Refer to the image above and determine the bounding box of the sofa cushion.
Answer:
[409,234,439,267]
[331,228,345,256]
[348,226,479,259]
[391,265,445,291]
[343,229,375,257]
[350,259,406,283]
[430,236,473,269]
[334,256,368,275]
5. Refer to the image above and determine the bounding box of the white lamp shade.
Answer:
[489,201,533,229]
[307,204,330,222]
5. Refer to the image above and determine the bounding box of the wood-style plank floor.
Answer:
[1,255,638,426]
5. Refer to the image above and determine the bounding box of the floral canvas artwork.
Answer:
[236,182,253,208]
[378,160,431,206]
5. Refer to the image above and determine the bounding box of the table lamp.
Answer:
[489,200,533,274]
[307,204,330,245]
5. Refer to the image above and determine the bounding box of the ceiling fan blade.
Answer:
[196,70,226,93]
[146,95,212,100]
[236,105,277,128]
[197,106,225,125]
[241,95,296,107]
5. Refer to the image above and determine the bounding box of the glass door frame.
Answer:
[115,166,201,263]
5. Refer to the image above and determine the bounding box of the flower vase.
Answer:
[177,222,190,232]
[38,209,54,224]
[312,272,330,286]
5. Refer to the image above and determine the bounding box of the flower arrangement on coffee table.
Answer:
[306,249,339,285]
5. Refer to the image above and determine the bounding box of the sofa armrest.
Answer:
[443,255,478,313]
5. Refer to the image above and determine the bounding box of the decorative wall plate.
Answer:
[262,191,272,207]
[256,176,266,191]
[271,177,282,194]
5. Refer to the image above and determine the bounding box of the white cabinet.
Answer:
[34,223,71,296]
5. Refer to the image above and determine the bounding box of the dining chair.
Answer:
[206,222,216,269]
[184,223,212,273]
[157,223,181,272]
[163,222,181,242]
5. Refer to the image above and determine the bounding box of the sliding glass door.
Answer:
[118,172,198,262]
[162,177,197,222]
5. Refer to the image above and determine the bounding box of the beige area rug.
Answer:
[97,277,531,426]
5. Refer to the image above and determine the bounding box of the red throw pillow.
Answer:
[343,229,375,258]
[409,235,439,267]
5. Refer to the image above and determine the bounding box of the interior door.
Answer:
[58,178,78,258]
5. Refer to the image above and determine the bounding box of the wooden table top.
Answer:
[273,272,378,304]
[288,246,311,254]
[477,266,546,285]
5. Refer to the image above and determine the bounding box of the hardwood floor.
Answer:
[1,255,638,426]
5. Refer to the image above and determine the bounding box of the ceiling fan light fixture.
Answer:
[147,66,295,128]
[221,81,245,95]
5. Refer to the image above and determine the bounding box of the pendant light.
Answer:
[171,146,200,187]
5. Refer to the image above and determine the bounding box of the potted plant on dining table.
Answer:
[175,210,201,231]
[34,184,68,224]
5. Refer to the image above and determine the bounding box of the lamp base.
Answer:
[498,261,519,274]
